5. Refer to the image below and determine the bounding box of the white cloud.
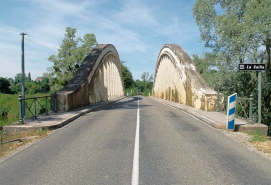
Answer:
[29,0,93,17]
[115,0,157,26]
[0,0,206,81]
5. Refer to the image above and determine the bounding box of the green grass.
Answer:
[249,129,267,142]
[143,89,152,96]
[0,93,51,126]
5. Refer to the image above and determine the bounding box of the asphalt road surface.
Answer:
[1,96,271,185]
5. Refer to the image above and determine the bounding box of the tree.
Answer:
[7,78,14,85]
[48,27,97,90]
[28,72,31,81]
[40,82,50,93]
[193,0,271,73]
[0,77,12,94]
[14,73,23,84]
[10,83,21,94]
[140,72,153,89]
[14,73,29,84]
[135,80,145,93]
[121,62,134,89]
[193,0,271,127]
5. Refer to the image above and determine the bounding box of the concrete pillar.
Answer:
[107,60,110,100]
[101,63,104,101]
[109,59,112,100]
[113,61,116,98]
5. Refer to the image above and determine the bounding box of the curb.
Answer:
[151,97,269,135]
[4,96,127,134]
[151,97,227,130]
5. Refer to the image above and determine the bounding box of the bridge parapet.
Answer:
[152,44,217,111]
[56,44,125,111]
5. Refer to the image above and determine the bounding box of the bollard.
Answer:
[19,95,24,124]
[248,94,253,124]
[54,92,58,113]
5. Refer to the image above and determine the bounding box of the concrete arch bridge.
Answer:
[56,44,217,112]
[152,44,217,111]
[56,44,125,111]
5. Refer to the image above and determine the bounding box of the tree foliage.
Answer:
[4,73,51,95]
[28,72,31,81]
[193,0,271,127]
[48,27,97,90]
[193,0,271,72]
[121,62,134,89]
[193,53,271,127]
[0,78,12,94]
[140,72,153,89]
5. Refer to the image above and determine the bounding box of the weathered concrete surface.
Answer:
[56,44,125,111]
[152,44,217,111]
[236,123,268,135]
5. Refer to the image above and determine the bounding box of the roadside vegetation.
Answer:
[122,62,153,96]
[0,128,50,159]
[192,0,271,129]
[248,129,271,154]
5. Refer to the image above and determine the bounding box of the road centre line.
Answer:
[131,96,140,185]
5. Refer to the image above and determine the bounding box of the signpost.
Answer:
[238,63,266,124]
[227,93,237,130]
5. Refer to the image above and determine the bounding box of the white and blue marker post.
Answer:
[227,93,237,130]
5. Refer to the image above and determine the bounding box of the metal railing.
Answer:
[19,92,57,124]
[216,93,255,124]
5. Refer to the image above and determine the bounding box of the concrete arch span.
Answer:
[152,44,217,111]
[56,44,125,111]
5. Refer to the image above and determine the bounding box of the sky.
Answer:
[0,0,208,81]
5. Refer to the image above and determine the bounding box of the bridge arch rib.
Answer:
[152,44,217,111]
[56,44,125,111]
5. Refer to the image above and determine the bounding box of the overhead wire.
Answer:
[0,24,22,33]
[0,24,57,55]
[26,34,57,54]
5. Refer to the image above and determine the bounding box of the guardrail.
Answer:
[216,93,255,124]
[19,92,57,124]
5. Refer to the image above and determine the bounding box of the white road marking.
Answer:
[131,96,140,185]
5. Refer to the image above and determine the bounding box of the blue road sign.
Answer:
[227,93,237,130]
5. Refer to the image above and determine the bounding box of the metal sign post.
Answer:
[227,93,237,130]
[238,63,266,124]
[258,72,261,123]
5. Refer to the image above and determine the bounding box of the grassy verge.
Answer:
[248,129,271,153]
[0,93,51,126]
[0,128,50,159]
[249,129,267,142]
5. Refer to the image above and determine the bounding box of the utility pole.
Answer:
[20,33,26,120]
